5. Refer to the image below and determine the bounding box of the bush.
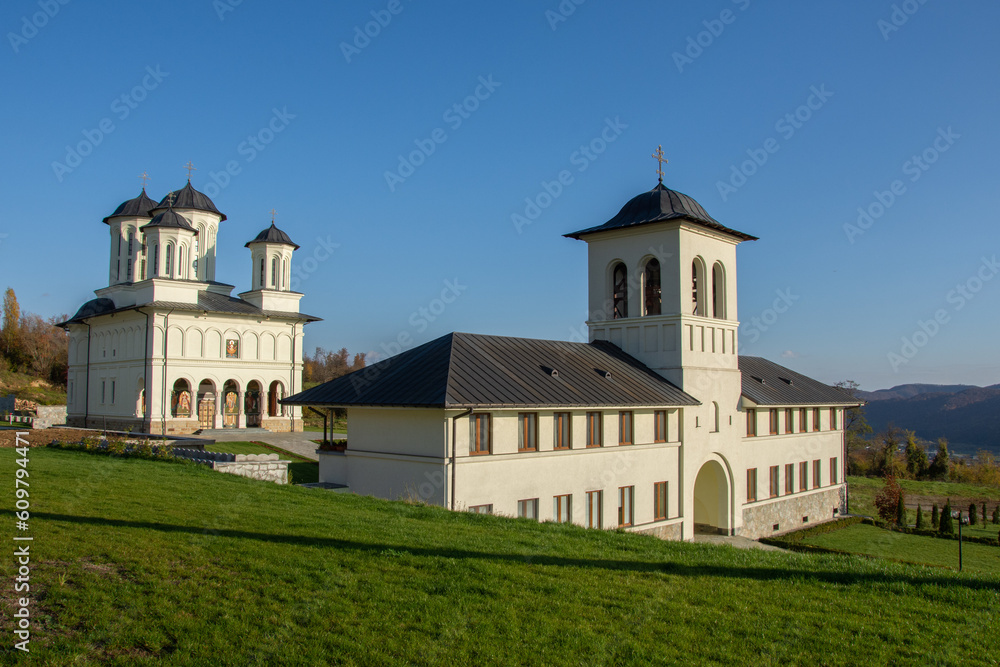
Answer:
[896,493,907,527]
[939,500,954,535]
[874,473,904,523]
[915,505,925,530]
[968,503,977,526]
[931,504,939,529]
[993,506,999,525]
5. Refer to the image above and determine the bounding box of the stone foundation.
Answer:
[740,485,847,539]
[34,405,67,429]
[635,521,683,541]
[173,448,289,484]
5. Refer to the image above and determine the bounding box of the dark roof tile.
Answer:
[739,356,860,406]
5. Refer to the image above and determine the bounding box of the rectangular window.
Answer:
[769,409,779,435]
[830,457,839,485]
[553,494,572,523]
[784,408,794,434]
[618,411,633,445]
[654,410,667,443]
[830,408,838,430]
[769,465,780,498]
[747,468,757,502]
[553,412,572,450]
[654,481,668,520]
[799,408,807,433]
[100,380,106,404]
[586,411,603,447]
[785,463,794,495]
[517,412,537,452]
[813,459,821,488]
[618,486,634,527]
[799,462,808,491]
[471,414,491,455]
[812,407,821,432]
[110,380,115,405]
[517,498,539,520]
[469,504,492,514]
[746,409,756,437]
[585,490,603,529]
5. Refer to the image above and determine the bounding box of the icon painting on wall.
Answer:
[226,339,239,358]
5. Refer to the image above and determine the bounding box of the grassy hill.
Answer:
[3,449,998,665]
[0,368,66,406]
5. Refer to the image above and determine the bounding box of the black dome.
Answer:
[153,182,226,221]
[245,222,299,249]
[565,182,756,241]
[70,298,116,320]
[141,208,195,231]
[103,188,157,223]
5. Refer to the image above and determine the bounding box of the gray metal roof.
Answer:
[152,182,227,221]
[739,356,859,406]
[103,189,157,223]
[245,222,300,249]
[565,183,757,242]
[283,332,700,409]
[141,208,195,231]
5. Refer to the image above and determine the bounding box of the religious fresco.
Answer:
[226,339,239,358]
[172,390,192,417]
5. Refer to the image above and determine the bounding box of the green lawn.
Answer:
[801,523,1000,575]
[204,440,318,485]
[848,476,1000,536]
[2,450,998,665]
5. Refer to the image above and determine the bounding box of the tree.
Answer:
[926,438,950,480]
[874,472,904,523]
[836,380,872,474]
[993,506,999,525]
[0,287,21,365]
[915,505,925,530]
[872,427,904,478]
[939,499,954,535]
[968,503,977,526]
[983,502,989,525]
[903,431,928,479]
[896,493,907,527]
[931,504,939,529]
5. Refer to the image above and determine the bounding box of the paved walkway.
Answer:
[692,534,786,552]
[187,430,346,461]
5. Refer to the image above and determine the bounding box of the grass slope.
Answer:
[0,369,66,406]
[3,450,998,666]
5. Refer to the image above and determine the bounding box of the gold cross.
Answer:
[184,161,197,180]
[269,208,277,223]
[651,145,667,183]
[139,171,150,188]
[167,191,176,207]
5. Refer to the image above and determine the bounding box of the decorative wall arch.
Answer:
[691,256,707,316]
[712,261,727,319]
[692,453,734,535]
[186,327,204,357]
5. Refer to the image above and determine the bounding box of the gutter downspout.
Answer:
[450,408,473,511]
[161,309,174,438]
[140,309,152,433]
[290,322,297,432]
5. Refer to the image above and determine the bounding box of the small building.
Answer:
[284,169,859,540]
[58,177,319,434]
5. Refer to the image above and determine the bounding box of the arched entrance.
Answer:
[171,379,192,418]
[693,459,732,535]
[268,381,284,417]
[222,380,240,428]
[245,380,262,427]
[197,379,216,429]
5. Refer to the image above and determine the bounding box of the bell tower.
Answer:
[239,212,303,314]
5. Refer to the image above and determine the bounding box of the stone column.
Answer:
[237,390,247,428]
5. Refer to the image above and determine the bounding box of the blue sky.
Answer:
[2,0,998,391]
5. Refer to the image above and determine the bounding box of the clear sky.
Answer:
[2,0,998,391]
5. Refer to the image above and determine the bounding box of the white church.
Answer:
[283,158,859,541]
[58,173,318,435]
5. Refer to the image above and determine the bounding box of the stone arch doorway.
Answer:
[267,381,284,417]
[222,380,240,428]
[245,380,262,427]
[693,459,732,535]
[197,379,216,429]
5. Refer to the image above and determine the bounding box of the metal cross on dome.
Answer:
[184,161,197,180]
[651,145,667,184]
[269,208,277,223]
[139,171,150,188]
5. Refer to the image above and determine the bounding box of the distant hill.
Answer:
[861,385,1000,455]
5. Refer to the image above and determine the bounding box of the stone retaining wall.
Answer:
[173,448,289,484]
[34,405,66,429]
[741,485,847,539]
[636,521,683,541]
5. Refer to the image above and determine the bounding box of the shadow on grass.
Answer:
[27,512,999,591]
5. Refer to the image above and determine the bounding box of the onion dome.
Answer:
[565,182,757,241]
[245,222,299,249]
[152,181,226,221]
[103,188,158,223]
[70,298,116,321]
[141,208,195,231]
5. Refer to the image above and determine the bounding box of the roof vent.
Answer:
[550,369,559,378]
[780,377,794,386]
[603,371,612,380]
[752,375,765,385]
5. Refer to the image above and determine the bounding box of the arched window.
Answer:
[691,258,706,316]
[712,262,726,319]
[127,230,134,280]
[179,247,185,279]
[152,244,159,277]
[712,402,720,432]
[644,259,661,316]
[116,232,122,281]
[259,257,265,288]
[282,259,288,291]
[164,244,173,278]
[612,262,628,319]
[271,257,277,288]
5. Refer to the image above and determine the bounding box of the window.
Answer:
[553,412,571,450]
[193,236,199,276]
[769,409,779,435]
[812,459,821,488]
[517,413,537,452]
[799,408,807,433]
[585,490,603,529]
[830,408,838,430]
[799,462,808,491]
[140,258,146,281]
[101,380,106,404]
[282,259,287,290]
[784,408,794,434]
[618,411,633,445]
[259,258,265,288]
[654,410,667,442]
[612,262,628,319]
[469,504,492,514]
[110,380,116,404]
[553,494,572,523]
[812,407,821,432]
[711,402,720,433]
[769,466,779,498]
[644,259,661,315]
[271,257,277,288]
[746,469,757,502]
[586,412,602,447]
[165,244,173,278]
[152,244,159,277]
[830,457,839,485]
[746,409,756,437]
[517,499,539,520]
[654,481,668,520]
[618,486,634,527]
[471,414,491,455]
[712,261,726,319]
[691,259,703,315]
[785,463,794,495]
